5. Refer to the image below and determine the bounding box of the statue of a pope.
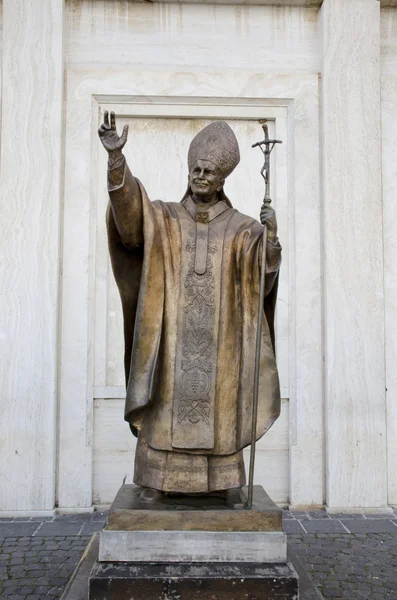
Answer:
[99,112,281,501]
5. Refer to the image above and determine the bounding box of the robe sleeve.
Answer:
[264,236,282,298]
[261,235,281,354]
[107,153,144,248]
[237,218,281,355]
[106,156,165,437]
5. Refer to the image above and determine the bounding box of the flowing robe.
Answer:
[106,153,282,493]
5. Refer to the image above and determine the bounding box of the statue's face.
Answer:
[189,159,225,202]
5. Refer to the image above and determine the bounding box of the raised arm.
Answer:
[98,111,143,248]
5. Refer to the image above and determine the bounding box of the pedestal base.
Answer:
[100,484,286,563]
[106,484,282,531]
[61,485,300,599]
[89,560,299,600]
[61,535,303,600]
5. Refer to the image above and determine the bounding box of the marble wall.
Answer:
[381,7,397,507]
[0,0,64,512]
[322,0,387,510]
[0,0,396,512]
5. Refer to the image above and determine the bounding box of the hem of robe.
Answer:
[133,436,246,493]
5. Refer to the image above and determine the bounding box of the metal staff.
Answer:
[247,123,282,508]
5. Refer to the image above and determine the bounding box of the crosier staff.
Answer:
[247,123,282,508]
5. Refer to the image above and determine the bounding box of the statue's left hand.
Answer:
[260,202,278,238]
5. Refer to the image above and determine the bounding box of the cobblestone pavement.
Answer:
[284,509,397,599]
[0,509,396,599]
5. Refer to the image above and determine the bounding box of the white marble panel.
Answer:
[65,1,320,73]
[93,400,136,506]
[0,0,64,511]
[381,7,397,73]
[0,2,3,63]
[288,67,323,508]
[244,448,289,505]
[381,10,397,506]
[321,0,387,508]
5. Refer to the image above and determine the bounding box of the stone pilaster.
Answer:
[321,0,387,509]
[0,0,64,510]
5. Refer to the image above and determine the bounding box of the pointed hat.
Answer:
[188,121,240,178]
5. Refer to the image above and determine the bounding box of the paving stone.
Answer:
[328,513,366,520]
[321,587,343,597]
[341,520,397,534]
[301,519,348,533]
[57,514,91,522]
[283,520,306,534]
[0,524,38,538]
[35,584,52,593]
[11,519,32,523]
[10,565,26,574]
[92,511,109,521]
[291,511,309,519]
[307,511,331,520]
[363,513,396,519]
[282,510,295,520]
[79,522,104,535]
[36,522,82,536]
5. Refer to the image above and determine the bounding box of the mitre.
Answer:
[188,121,240,178]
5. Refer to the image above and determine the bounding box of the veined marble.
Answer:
[321,0,387,509]
[381,8,397,506]
[0,0,64,511]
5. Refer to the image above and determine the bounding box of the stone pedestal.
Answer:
[105,484,282,532]
[62,485,299,599]
[99,484,287,563]
[89,561,299,600]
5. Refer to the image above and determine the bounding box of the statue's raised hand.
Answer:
[98,110,129,154]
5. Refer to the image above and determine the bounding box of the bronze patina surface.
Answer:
[104,485,282,532]
[98,114,282,495]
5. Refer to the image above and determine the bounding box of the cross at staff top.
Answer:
[251,123,283,203]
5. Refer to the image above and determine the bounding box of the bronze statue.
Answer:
[98,112,281,502]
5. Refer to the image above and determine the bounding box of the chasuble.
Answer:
[106,122,282,493]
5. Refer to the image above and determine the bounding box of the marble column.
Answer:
[321,0,387,509]
[0,0,64,511]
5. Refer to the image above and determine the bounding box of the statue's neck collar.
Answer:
[183,195,229,223]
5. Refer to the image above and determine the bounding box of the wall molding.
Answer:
[150,0,322,5]
[142,0,391,7]
[58,67,322,507]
